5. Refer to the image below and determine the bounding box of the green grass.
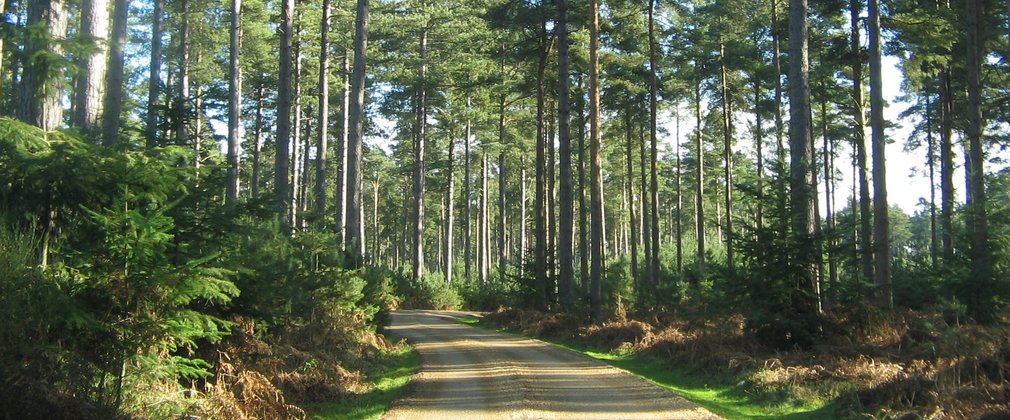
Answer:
[304,346,419,420]
[471,319,838,419]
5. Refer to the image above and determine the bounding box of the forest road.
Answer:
[381,310,720,420]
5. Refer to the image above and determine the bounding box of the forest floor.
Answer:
[382,310,719,419]
[477,307,1010,419]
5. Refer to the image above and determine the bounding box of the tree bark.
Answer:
[412,28,428,281]
[464,101,473,281]
[345,0,369,264]
[176,0,191,148]
[226,0,242,209]
[535,30,549,308]
[939,69,954,261]
[849,0,874,284]
[557,0,575,310]
[338,53,350,244]
[21,0,67,132]
[315,0,331,220]
[720,42,735,275]
[675,105,683,273]
[869,0,891,308]
[252,81,264,200]
[647,0,661,294]
[498,93,508,283]
[576,75,590,297]
[694,79,705,278]
[788,0,819,310]
[965,0,993,317]
[146,0,163,146]
[73,0,109,133]
[480,146,490,283]
[100,0,128,144]
[446,127,455,283]
[625,112,640,294]
[639,120,651,296]
[589,0,603,321]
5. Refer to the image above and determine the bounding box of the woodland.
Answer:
[1,0,1010,418]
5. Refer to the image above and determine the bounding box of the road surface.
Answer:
[382,310,720,420]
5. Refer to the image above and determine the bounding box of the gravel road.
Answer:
[381,310,720,420]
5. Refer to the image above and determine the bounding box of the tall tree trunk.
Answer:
[481,147,490,283]
[464,102,473,281]
[925,91,938,267]
[720,42,735,275]
[101,0,127,144]
[576,76,590,297]
[275,0,293,231]
[557,0,575,310]
[789,0,819,311]
[315,0,331,220]
[226,0,242,209]
[772,0,785,168]
[73,0,109,132]
[412,28,428,281]
[252,81,264,199]
[589,0,603,321]
[753,55,764,232]
[498,93,508,283]
[547,103,557,298]
[625,112,640,295]
[964,0,993,318]
[345,0,368,264]
[446,128,455,283]
[146,0,163,146]
[647,0,661,294]
[176,0,191,147]
[520,159,528,280]
[939,69,954,261]
[850,0,873,283]
[822,95,838,301]
[869,0,891,308]
[291,34,304,228]
[21,0,67,132]
[694,79,705,279]
[638,121,651,297]
[535,31,549,308]
[338,53,350,244]
[675,105,683,273]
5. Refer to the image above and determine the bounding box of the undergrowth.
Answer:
[480,307,1010,419]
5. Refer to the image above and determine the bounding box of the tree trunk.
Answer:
[869,0,891,309]
[964,0,993,318]
[720,42,735,275]
[547,103,557,298]
[788,0,819,311]
[252,81,264,200]
[314,0,331,220]
[176,0,191,147]
[694,79,705,278]
[464,101,473,281]
[850,0,873,283]
[822,97,838,301]
[925,91,937,267]
[412,28,428,281]
[498,93,508,283]
[772,0,785,169]
[647,0,661,294]
[557,0,575,309]
[0,0,6,98]
[21,0,67,132]
[481,147,490,283]
[520,159,528,280]
[625,112,640,294]
[338,53,350,244]
[73,0,109,133]
[939,69,954,261]
[446,127,455,283]
[146,0,163,146]
[638,120,651,297]
[675,105,683,273]
[226,0,242,209]
[752,58,764,232]
[345,0,368,264]
[535,30,549,308]
[576,75,590,298]
[589,0,603,321]
[100,0,125,143]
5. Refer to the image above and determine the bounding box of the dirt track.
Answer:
[382,310,720,420]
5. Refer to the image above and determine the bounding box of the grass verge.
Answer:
[471,318,836,419]
[304,345,419,420]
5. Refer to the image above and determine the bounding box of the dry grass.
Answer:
[483,307,1010,418]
